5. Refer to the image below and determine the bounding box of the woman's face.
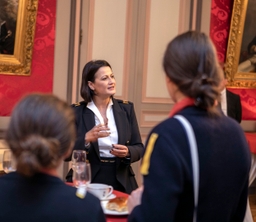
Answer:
[89,66,116,98]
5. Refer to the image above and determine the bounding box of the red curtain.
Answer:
[210,0,256,120]
[0,0,56,116]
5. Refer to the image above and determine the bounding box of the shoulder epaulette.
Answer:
[73,102,81,107]
[76,187,86,199]
[72,101,87,107]
[140,133,158,175]
[116,99,130,104]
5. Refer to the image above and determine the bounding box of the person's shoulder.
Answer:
[115,98,133,105]
[62,184,101,203]
[0,172,17,180]
[150,117,180,136]
[0,173,10,183]
[226,89,240,98]
[114,99,134,110]
[55,185,104,219]
[71,101,87,108]
[214,114,243,137]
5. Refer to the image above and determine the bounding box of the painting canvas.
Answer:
[0,0,38,76]
[225,0,256,88]
[238,0,256,72]
[0,0,18,55]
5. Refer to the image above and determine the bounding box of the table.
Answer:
[66,183,128,222]
[106,190,128,222]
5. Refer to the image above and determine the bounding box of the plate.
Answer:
[101,200,128,215]
[100,194,116,201]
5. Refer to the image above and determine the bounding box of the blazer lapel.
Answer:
[83,108,94,130]
[112,99,127,145]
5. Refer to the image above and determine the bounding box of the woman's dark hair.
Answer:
[80,60,112,102]
[163,31,222,115]
[5,94,76,177]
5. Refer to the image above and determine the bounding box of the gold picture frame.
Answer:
[225,0,256,88]
[0,0,38,76]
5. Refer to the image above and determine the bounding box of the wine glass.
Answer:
[72,162,91,188]
[2,150,16,173]
[71,150,86,171]
[84,162,91,185]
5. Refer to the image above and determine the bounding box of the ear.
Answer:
[88,81,94,91]
[165,76,174,89]
[165,76,178,102]
[165,76,171,83]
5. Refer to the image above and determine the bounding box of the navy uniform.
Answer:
[128,106,250,221]
[65,98,144,194]
[0,172,105,222]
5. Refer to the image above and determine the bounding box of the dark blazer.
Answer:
[226,89,242,123]
[0,172,106,222]
[128,106,251,222]
[65,98,144,194]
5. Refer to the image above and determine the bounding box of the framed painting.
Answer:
[0,0,38,76]
[225,0,256,88]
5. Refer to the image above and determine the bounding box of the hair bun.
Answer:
[16,135,60,176]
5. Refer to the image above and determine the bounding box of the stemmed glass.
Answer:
[71,150,91,188]
[73,162,91,188]
[71,150,86,170]
[84,162,91,186]
[2,150,16,173]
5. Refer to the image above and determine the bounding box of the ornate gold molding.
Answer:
[225,0,256,88]
[0,0,38,76]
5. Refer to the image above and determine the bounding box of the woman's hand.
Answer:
[110,144,130,158]
[85,123,110,143]
[128,186,144,213]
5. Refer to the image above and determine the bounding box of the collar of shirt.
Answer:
[87,99,117,157]
[87,99,114,124]
[169,97,195,117]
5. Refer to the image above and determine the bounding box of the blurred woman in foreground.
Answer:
[0,94,105,222]
[128,31,251,222]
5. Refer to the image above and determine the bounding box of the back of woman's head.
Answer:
[81,60,112,102]
[163,31,222,114]
[5,94,76,177]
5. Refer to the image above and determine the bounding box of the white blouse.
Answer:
[87,99,118,157]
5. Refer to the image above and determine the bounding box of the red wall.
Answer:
[210,0,256,120]
[2,0,255,119]
[0,0,56,116]
[210,0,233,63]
